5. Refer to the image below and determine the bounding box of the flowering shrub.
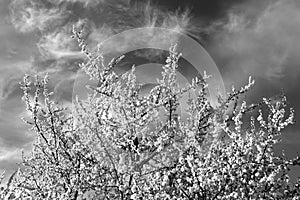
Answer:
[1,28,300,199]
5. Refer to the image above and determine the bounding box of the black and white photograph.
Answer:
[0,0,300,199]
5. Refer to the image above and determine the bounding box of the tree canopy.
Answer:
[0,28,299,200]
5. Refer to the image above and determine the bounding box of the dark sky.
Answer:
[1,0,300,178]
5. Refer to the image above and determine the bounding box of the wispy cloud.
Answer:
[210,0,300,83]
[9,0,69,33]
[0,61,33,100]
[9,0,202,62]
[53,0,105,8]
[0,96,33,152]
[37,26,80,59]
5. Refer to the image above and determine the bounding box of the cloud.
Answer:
[9,0,204,61]
[0,149,21,164]
[77,1,202,64]
[0,148,23,174]
[53,0,105,7]
[37,26,81,59]
[0,140,33,181]
[210,0,300,82]
[0,60,34,100]
[27,0,205,70]
[141,0,252,23]
[0,96,33,151]
[9,0,69,33]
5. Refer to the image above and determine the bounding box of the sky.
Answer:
[0,0,300,178]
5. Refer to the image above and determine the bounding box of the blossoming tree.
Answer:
[1,28,300,199]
